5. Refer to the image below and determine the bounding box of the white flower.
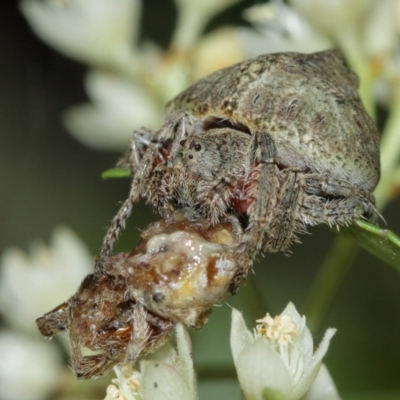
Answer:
[363,0,400,104]
[230,303,339,400]
[364,0,400,58]
[0,227,92,335]
[301,364,341,400]
[20,0,140,67]
[192,27,245,80]
[288,0,373,39]
[0,330,62,400]
[172,0,241,50]
[237,0,332,57]
[64,71,160,151]
[105,324,197,400]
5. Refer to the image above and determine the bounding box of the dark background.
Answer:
[2,1,400,399]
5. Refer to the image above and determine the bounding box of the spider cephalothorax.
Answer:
[100,49,380,282]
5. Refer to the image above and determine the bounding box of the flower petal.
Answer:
[176,323,196,395]
[237,0,332,57]
[280,302,303,328]
[282,305,313,386]
[20,0,140,66]
[64,71,160,151]
[0,227,92,334]
[289,0,372,38]
[291,328,336,399]
[192,28,245,80]
[0,330,62,400]
[236,337,292,400]
[300,364,341,400]
[143,341,178,364]
[140,360,197,400]
[230,308,254,366]
[172,0,241,49]
[364,0,398,56]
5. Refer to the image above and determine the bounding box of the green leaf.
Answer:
[343,219,400,270]
[101,168,131,179]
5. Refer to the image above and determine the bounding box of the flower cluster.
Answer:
[20,0,245,151]
[0,228,93,400]
[106,304,339,400]
[104,324,197,400]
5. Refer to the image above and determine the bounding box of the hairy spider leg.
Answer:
[99,113,196,261]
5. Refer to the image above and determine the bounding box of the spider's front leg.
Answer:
[241,131,280,255]
[242,132,305,255]
[197,177,238,225]
[263,170,303,252]
[117,127,155,171]
[99,113,196,260]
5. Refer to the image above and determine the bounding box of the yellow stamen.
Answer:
[255,314,298,345]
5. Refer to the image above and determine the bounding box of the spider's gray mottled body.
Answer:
[166,50,380,191]
[100,50,380,288]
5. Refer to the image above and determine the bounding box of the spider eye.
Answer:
[194,143,202,151]
[188,154,194,159]
[180,139,187,146]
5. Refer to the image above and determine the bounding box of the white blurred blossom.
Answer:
[105,324,197,400]
[230,303,339,400]
[0,227,92,335]
[64,71,160,151]
[237,0,332,56]
[20,0,140,67]
[0,330,62,400]
[21,0,247,151]
[364,0,400,58]
[172,0,241,50]
[192,28,245,80]
[289,0,373,40]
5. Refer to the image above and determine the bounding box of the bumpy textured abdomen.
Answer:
[166,50,380,191]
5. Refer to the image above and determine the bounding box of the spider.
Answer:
[99,50,380,283]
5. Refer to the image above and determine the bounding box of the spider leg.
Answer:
[99,186,139,260]
[99,113,197,260]
[168,112,196,158]
[69,310,120,379]
[117,128,155,170]
[124,303,151,362]
[301,173,379,222]
[125,306,174,361]
[241,131,279,255]
[236,134,306,271]
[197,178,235,225]
[145,113,199,215]
[145,166,175,217]
[262,170,302,252]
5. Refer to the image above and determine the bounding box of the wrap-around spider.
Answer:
[99,50,380,284]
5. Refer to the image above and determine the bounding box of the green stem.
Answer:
[303,235,358,334]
